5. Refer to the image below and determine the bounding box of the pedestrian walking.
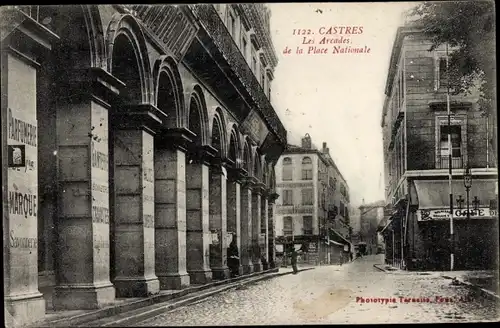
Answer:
[227,236,240,278]
[290,247,299,274]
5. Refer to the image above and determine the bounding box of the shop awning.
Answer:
[328,240,344,246]
[413,179,497,209]
[329,228,350,245]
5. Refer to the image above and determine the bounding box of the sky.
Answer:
[268,2,417,207]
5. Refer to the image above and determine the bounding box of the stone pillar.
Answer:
[2,17,57,323]
[154,129,192,289]
[268,193,279,268]
[227,167,244,275]
[251,184,263,273]
[261,193,270,270]
[240,178,254,274]
[186,146,216,284]
[112,128,160,297]
[53,86,123,308]
[209,161,230,280]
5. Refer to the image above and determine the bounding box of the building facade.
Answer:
[274,134,352,265]
[380,25,498,271]
[1,4,287,326]
[358,201,385,255]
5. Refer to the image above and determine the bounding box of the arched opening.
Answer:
[228,134,238,166]
[157,72,176,116]
[254,154,262,181]
[188,98,203,148]
[155,58,184,129]
[108,31,144,282]
[212,118,222,155]
[243,143,252,175]
[111,34,142,105]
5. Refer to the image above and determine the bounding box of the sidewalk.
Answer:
[374,263,500,302]
[28,267,315,328]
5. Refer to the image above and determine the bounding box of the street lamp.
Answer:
[464,166,472,220]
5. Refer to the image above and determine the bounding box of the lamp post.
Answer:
[464,166,472,220]
[463,166,472,269]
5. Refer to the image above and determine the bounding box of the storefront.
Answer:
[409,178,498,271]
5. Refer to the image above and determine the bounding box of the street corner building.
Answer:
[1,4,287,327]
[379,24,498,272]
[273,134,353,266]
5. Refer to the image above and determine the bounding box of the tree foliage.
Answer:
[407,1,495,115]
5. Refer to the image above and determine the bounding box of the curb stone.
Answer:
[441,275,500,302]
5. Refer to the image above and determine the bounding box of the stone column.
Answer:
[268,193,279,268]
[209,160,230,280]
[227,167,244,275]
[186,146,216,284]
[240,178,254,274]
[251,183,263,273]
[52,67,127,310]
[3,19,57,323]
[112,128,160,297]
[261,192,270,270]
[154,129,193,289]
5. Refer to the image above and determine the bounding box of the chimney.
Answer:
[301,133,312,149]
[322,142,327,153]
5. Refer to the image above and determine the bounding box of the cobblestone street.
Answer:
[136,255,499,326]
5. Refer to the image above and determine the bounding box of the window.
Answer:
[251,47,257,73]
[240,34,247,57]
[282,157,293,181]
[261,72,266,88]
[282,189,293,205]
[438,125,462,169]
[339,202,345,217]
[283,216,293,236]
[301,156,313,180]
[268,85,271,101]
[435,56,456,92]
[228,12,236,37]
[301,188,313,205]
[303,216,313,235]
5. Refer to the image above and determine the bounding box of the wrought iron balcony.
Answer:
[188,4,286,145]
[435,155,464,169]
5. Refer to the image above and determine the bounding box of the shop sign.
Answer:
[417,207,497,221]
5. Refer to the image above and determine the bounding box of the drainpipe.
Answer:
[392,229,395,266]
[486,114,490,168]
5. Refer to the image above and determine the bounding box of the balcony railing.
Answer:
[436,155,464,169]
[189,4,286,144]
[15,5,40,22]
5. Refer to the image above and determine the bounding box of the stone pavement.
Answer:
[135,255,499,326]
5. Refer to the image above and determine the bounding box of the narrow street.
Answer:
[136,255,499,325]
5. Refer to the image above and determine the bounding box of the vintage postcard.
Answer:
[1,2,498,327]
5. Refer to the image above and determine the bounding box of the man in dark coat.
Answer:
[227,236,240,277]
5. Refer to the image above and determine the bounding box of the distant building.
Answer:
[358,201,385,255]
[274,134,352,265]
[379,24,498,271]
